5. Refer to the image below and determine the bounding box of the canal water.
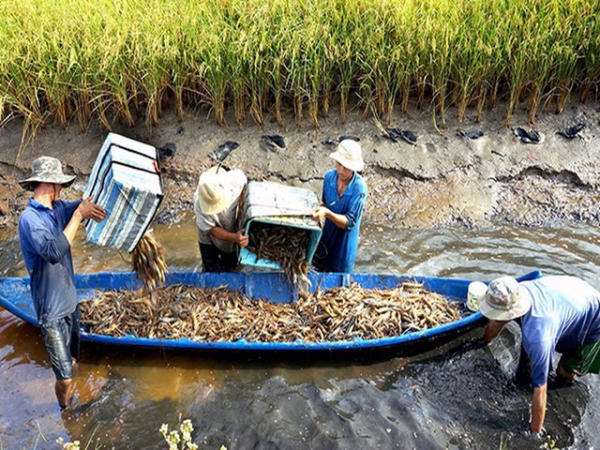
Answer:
[1,216,599,449]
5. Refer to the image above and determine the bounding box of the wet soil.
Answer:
[1,100,600,232]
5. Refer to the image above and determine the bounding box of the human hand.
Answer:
[236,229,249,248]
[76,196,107,222]
[312,206,328,222]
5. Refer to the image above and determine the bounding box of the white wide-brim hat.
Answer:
[330,139,365,172]
[196,166,237,215]
[19,156,76,191]
[478,276,532,321]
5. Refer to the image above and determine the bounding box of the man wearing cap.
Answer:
[312,139,368,273]
[479,276,600,433]
[194,165,248,272]
[18,156,106,409]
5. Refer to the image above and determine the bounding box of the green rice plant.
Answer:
[422,0,460,130]
[1,0,600,136]
[384,0,419,120]
[328,4,357,123]
[448,0,502,124]
[353,2,390,120]
[547,0,585,113]
[194,10,232,125]
[240,0,282,125]
[578,0,600,103]
[502,0,531,125]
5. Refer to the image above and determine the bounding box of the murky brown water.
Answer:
[1,217,600,449]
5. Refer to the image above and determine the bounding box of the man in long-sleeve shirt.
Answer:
[18,156,106,409]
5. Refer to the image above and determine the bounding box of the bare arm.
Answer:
[63,196,106,244]
[483,319,509,342]
[531,384,547,433]
[312,206,348,229]
[210,226,249,248]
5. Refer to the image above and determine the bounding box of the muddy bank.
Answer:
[1,101,600,232]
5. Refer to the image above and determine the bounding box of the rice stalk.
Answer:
[0,0,599,134]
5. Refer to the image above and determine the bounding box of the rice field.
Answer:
[0,0,599,136]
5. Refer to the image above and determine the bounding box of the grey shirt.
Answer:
[193,169,247,253]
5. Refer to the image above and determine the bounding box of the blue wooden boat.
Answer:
[0,270,542,355]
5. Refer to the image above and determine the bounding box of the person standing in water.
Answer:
[18,156,106,409]
[193,165,248,272]
[312,139,368,273]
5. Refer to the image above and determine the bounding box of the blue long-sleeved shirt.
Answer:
[520,276,600,387]
[313,169,368,273]
[18,198,81,324]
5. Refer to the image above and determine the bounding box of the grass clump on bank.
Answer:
[1,0,599,136]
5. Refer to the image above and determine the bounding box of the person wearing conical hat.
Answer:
[478,275,600,433]
[18,156,106,410]
[193,165,248,272]
[312,139,368,273]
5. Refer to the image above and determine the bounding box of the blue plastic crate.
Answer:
[238,181,322,270]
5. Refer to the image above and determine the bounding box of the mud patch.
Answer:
[1,101,600,232]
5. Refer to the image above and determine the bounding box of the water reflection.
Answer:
[1,220,600,449]
[359,223,600,281]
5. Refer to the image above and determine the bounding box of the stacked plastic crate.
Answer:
[84,133,163,252]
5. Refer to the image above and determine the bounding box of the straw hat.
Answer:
[478,276,532,321]
[19,156,76,191]
[196,166,236,215]
[330,139,365,172]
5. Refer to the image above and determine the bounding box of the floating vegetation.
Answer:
[247,222,311,293]
[79,282,463,342]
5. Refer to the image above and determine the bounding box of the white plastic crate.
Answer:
[84,133,163,252]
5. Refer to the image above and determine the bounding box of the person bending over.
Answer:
[193,165,248,272]
[479,275,600,433]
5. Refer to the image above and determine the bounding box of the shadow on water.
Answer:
[2,220,600,449]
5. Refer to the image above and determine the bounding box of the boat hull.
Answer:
[0,270,542,354]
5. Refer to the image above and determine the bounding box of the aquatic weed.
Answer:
[160,417,227,450]
[56,437,80,450]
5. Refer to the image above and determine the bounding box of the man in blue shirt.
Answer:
[18,156,106,409]
[479,276,600,433]
[312,139,368,273]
